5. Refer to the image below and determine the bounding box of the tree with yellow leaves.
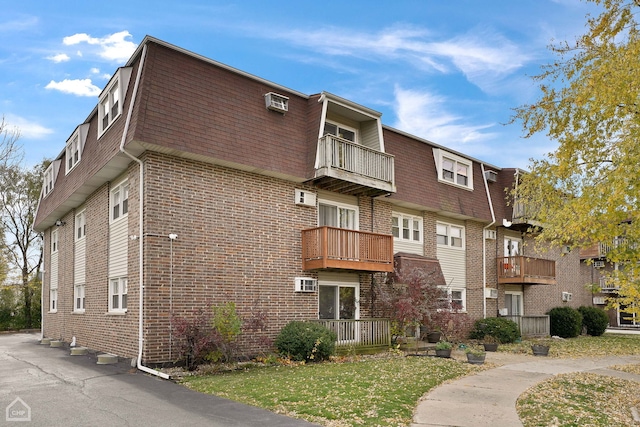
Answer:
[512,0,640,322]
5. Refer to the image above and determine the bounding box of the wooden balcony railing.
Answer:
[315,318,391,350]
[497,256,556,285]
[302,226,394,272]
[599,276,619,292]
[502,315,550,337]
[314,135,395,195]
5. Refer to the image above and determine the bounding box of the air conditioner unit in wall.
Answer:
[561,292,573,302]
[295,278,317,292]
[484,170,498,183]
[484,229,497,240]
[294,189,316,207]
[593,260,605,269]
[264,92,289,113]
[485,288,498,299]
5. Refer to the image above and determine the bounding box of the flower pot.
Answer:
[531,344,549,356]
[483,343,499,352]
[466,352,486,365]
[426,331,442,343]
[435,348,452,358]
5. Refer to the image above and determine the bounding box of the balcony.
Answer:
[510,199,543,231]
[497,256,556,285]
[301,226,394,272]
[599,276,619,293]
[312,135,395,197]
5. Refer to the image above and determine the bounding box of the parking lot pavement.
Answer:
[0,332,319,427]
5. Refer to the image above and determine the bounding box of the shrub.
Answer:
[578,306,609,336]
[172,307,217,370]
[468,317,520,343]
[548,306,583,338]
[208,302,242,363]
[275,321,337,362]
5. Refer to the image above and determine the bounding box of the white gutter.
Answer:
[481,164,496,319]
[118,43,170,380]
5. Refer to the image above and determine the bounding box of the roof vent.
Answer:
[265,92,288,113]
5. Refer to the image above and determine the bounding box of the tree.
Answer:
[512,0,640,320]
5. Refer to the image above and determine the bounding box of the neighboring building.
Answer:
[35,36,591,365]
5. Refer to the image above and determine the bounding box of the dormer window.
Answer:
[43,165,55,196]
[324,121,355,142]
[433,148,474,190]
[66,135,80,172]
[98,68,132,137]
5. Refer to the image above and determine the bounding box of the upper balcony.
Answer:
[301,226,394,272]
[510,199,543,232]
[497,256,556,285]
[312,135,396,197]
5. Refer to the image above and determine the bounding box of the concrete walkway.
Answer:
[411,351,640,427]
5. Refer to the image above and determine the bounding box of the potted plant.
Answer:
[434,341,452,358]
[465,346,486,365]
[482,335,500,352]
[424,327,442,343]
[531,340,551,356]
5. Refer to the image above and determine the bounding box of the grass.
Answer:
[179,333,640,426]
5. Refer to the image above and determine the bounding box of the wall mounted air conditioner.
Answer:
[498,308,508,316]
[294,189,316,207]
[485,288,498,299]
[264,92,289,113]
[484,170,498,183]
[484,229,497,240]
[593,260,605,269]
[295,278,317,293]
[561,291,573,302]
[593,296,605,305]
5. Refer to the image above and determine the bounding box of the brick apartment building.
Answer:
[35,36,592,366]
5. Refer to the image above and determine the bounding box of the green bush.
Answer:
[578,306,609,336]
[548,306,583,338]
[468,317,520,343]
[275,321,337,362]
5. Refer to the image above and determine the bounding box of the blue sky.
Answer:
[1,1,599,169]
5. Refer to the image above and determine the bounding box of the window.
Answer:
[66,134,80,173]
[324,121,356,142]
[43,164,55,196]
[433,148,473,190]
[392,214,422,243]
[98,68,132,136]
[50,289,58,312]
[51,230,59,253]
[319,202,357,230]
[74,284,85,312]
[436,222,464,248]
[75,211,86,240]
[111,181,129,221]
[109,277,127,312]
[439,287,466,311]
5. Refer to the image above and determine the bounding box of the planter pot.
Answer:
[435,348,452,358]
[466,353,486,365]
[483,343,499,352]
[531,344,550,356]
[426,331,442,343]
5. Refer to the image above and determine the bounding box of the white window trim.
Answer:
[433,148,474,190]
[49,288,58,313]
[110,180,129,222]
[65,135,80,174]
[436,221,465,250]
[74,284,85,313]
[108,277,127,313]
[51,229,59,254]
[439,287,466,312]
[392,213,423,243]
[323,120,358,143]
[318,199,359,230]
[98,68,132,137]
[75,210,86,241]
[43,165,55,196]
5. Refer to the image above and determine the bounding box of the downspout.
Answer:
[118,43,170,380]
[481,164,496,319]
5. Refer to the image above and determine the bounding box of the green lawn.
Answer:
[180,333,640,427]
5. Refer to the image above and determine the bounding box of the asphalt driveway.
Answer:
[0,332,318,426]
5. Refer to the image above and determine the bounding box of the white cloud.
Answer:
[45,79,101,97]
[63,30,137,62]
[392,86,495,149]
[4,114,53,139]
[47,53,70,63]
